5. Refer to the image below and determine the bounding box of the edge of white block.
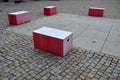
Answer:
[33,27,73,40]
[89,7,105,10]
[8,11,29,15]
[44,6,56,8]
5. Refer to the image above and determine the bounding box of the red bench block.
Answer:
[88,7,104,17]
[33,27,73,57]
[8,11,31,25]
[44,6,57,16]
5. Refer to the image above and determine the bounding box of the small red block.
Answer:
[8,11,31,25]
[33,27,73,57]
[44,6,57,16]
[88,7,104,17]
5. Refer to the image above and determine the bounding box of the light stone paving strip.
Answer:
[0,30,120,80]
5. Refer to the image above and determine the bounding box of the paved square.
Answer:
[0,0,120,79]
[6,13,120,57]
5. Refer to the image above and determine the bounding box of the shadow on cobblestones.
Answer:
[0,30,120,80]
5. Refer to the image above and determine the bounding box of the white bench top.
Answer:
[44,6,56,8]
[9,11,29,15]
[33,27,72,40]
[89,7,104,10]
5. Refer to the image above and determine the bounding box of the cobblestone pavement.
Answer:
[0,30,120,80]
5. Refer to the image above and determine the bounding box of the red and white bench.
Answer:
[88,7,104,17]
[33,27,73,57]
[44,6,57,16]
[8,11,31,25]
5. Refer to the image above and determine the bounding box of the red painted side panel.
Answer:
[33,32,42,49]
[8,14,17,25]
[51,7,57,15]
[44,8,50,16]
[16,12,31,25]
[41,35,63,56]
[33,32,63,56]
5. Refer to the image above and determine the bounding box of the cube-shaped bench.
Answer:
[44,6,57,16]
[33,27,73,57]
[8,11,31,25]
[88,7,104,17]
